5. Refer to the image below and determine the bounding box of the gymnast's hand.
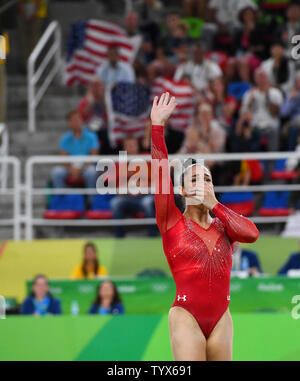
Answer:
[203,180,218,211]
[150,92,177,126]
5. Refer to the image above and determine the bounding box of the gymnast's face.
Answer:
[180,165,213,206]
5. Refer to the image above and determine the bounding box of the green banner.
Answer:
[26,276,300,315]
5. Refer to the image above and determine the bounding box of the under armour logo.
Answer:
[177,295,187,302]
[227,295,230,301]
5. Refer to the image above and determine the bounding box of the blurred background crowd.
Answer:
[1,0,300,230]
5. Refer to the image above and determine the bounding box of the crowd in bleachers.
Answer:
[2,1,300,227]
[43,0,300,228]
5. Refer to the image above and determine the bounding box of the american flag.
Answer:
[65,20,140,86]
[151,77,196,132]
[106,82,151,147]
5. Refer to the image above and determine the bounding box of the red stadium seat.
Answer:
[223,201,255,217]
[85,210,113,219]
[85,211,145,219]
[258,208,290,217]
[132,212,145,218]
[270,170,298,181]
[44,210,83,219]
[65,177,85,186]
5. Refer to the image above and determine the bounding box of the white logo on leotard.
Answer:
[177,295,187,302]
[227,295,231,301]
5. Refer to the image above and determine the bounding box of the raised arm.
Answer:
[212,203,259,243]
[151,93,182,234]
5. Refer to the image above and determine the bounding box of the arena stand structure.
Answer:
[2,1,300,241]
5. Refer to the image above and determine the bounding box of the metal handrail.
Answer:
[28,21,62,133]
[0,156,21,241]
[24,151,300,241]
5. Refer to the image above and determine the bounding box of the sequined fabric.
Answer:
[151,125,259,338]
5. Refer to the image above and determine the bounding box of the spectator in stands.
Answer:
[225,112,262,187]
[280,71,300,151]
[89,280,125,315]
[0,27,8,123]
[195,103,227,185]
[78,78,112,154]
[20,274,62,315]
[97,45,136,86]
[174,43,222,92]
[164,21,192,62]
[147,45,176,82]
[261,40,295,95]
[209,77,238,130]
[240,68,283,152]
[78,78,106,132]
[274,2,300,58]
[124,12,146,67]
[202,0,257,50]
[136,0,163,48]
[169,39,191,67]
[228,4,265,83]
[278,241,300,275]
[124,11,140,38]
[207,0,257,32]
[228,111,261,153]
[197,103,226,153]
[110,135,156,238]
[232,243,263,276]
[178,126,210,154]
[17,0,48,73]
[50,110,99,204]
[183,0,208,18]
[159,10,182,56]
[71,242,107,280]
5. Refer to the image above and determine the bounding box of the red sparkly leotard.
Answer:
[151,125,259,339]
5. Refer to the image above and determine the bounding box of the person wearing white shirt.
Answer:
[241,68,283,152]
[174,44,222,91]
[97,45,136,86]
[261,40,296,95]
[201,0,257,50]
[208,0,256,28]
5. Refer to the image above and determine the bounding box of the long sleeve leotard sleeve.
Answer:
[212,202,259,243]
[151,125,182,234]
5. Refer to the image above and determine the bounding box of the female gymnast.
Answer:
[151,93,259,361]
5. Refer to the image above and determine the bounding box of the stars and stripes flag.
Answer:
[151,77,196,132]
[65,20,140,86]
[106,82,151,147]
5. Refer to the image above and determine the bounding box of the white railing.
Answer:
[24,151,300,241]
[28,21,62,133]
[0,123,9,191]
[0,156,21,241]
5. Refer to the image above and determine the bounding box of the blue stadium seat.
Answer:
[44,195,85,219]
[219,192,255,216]
[228,82,251,101]
[259,191,291,216]
[270,159,298,180]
